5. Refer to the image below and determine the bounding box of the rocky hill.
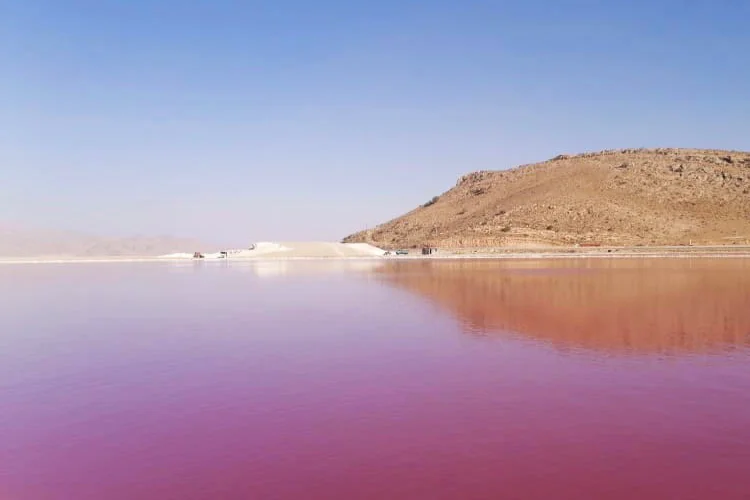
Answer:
[344,148,750,248]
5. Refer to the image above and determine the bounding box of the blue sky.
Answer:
[2,0,749,244]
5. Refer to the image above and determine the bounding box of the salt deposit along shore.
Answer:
[2,242,750,264]
[0,242,389,263]
[159,242,389,260]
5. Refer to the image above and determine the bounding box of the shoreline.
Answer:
[2,248,750,265]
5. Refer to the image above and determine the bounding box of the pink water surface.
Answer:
[1,259,750,499]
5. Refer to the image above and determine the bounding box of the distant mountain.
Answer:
[0,225,212,258]
[344,148,750,248]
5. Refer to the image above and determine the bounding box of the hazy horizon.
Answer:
[3,1,749,242]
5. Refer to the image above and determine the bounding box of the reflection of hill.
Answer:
[376,259,750,353]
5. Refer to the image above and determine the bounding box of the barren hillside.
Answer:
[344,148,750,248]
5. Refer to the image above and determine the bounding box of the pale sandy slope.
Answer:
[275,242,386,258]
[162,242,387,259]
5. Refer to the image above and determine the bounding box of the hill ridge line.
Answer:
[346,147,750,248]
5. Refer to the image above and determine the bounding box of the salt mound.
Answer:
[202,252,225,259]
[344,243,387,256]
[158,252,194,259]
[253,242,291,254]
[157,242,383,260]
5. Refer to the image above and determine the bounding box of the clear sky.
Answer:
[2,0,749,244]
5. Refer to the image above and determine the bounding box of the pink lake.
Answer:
[1,259,750,499]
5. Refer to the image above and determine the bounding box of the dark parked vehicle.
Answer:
[395,249,409,255]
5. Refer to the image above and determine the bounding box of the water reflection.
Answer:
[375,259,750,353]
[158,259,386,277]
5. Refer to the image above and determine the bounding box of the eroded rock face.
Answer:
[456,170,493,187]
[343,148,750,248]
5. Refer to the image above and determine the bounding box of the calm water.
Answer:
[1,259,750,499]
